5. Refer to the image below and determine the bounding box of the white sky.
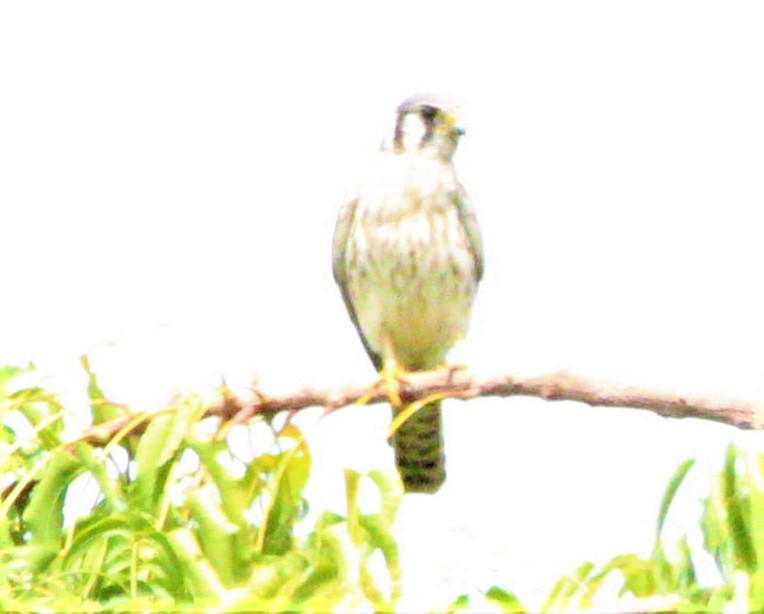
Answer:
[2,1,764,609]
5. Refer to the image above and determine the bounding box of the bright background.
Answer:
[2,1,764,608]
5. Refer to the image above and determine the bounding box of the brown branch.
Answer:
[75,368,764,445]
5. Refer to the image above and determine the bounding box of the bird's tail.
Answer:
[392,400,445,493]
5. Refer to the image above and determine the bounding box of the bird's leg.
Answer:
[379,356,405,409]
[372,335,409,408]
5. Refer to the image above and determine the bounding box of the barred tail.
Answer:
[392,400,445,493]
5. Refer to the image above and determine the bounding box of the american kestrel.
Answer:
[332,94,483,493]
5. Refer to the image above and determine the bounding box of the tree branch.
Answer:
[76,368,764,445]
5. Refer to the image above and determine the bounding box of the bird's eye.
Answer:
[420,105,438,122]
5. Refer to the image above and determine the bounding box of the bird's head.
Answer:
[392,94,464,161]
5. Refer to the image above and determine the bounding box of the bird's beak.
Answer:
[442,111,465,137]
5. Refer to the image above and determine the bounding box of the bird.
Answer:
[331,94,483,493]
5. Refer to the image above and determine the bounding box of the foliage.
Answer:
[0,360,402,612]
[496,443,764,613]
[4,359,764,613]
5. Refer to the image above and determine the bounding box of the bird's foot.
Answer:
[386,363,462,439]
[379,357,406,408]
[355,358,408,408]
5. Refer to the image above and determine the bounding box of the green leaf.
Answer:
[257,425,311,556]
[542,560,595,612]
[674,536,698,592]
[701,468,731,575]
[0,423,16,444]
[137,529,189,600]
[191,435,252,530]
[615,554,657,597]
[705,584,736,611]
[0,362,34,397]
[656,458,695,538]
[187,486,240,586]
[485,586,527,613]
[344,469,361,543]
[132,399,205,510]
[164,528,223,600]
[652,541,676,594]
[745,448,764,609]
[81,354,125,425]
[63,511,189,602]
[721,444,756,573]
[578,564,624,610]
[64,511,148,567]
[291,527,345,606]
[366,469,403,527]
[24,449,83,546]
[72,442,127,512]
[8,386,65,444]
[0,543,58,581]
[447,593,470,613]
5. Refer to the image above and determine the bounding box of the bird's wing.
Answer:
[331,197,356,285]
[331,197,383,370]
[454,185,484,281]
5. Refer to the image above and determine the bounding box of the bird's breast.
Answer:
[344,156,479,368]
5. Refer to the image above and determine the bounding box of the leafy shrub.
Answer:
[0,360,401,612]
[517,444,764,613]
[4,358,764,613]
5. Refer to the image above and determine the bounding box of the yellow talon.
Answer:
[354,356,406,408]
